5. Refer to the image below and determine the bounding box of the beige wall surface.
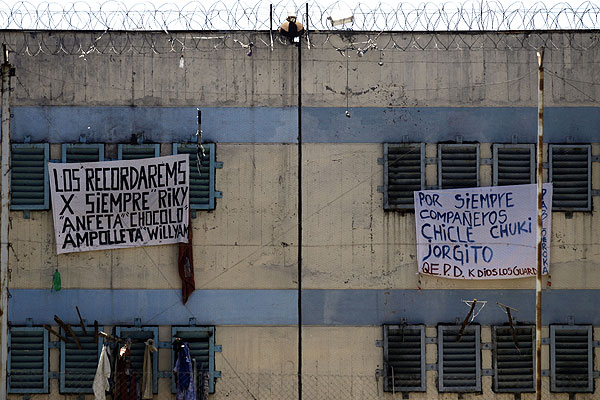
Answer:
[3,32,600,108]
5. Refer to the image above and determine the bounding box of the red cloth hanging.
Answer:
[178,214,195,304]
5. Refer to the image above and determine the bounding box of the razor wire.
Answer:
[2,1,600,55]
[2,0,600,31]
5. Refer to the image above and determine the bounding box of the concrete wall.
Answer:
[4,30,600,398]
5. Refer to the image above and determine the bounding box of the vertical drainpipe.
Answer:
[535,47,544,400]
[297,28,303,400]
[0,43,12,399]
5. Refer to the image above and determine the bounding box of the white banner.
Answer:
[49,155,189,254]
[414,184,552,279]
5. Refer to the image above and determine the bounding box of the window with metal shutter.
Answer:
[118,144,160,160]
[173,143,220,210]
[550,325,593,392]
[438,325,481,392]
[171,326,220,394]
[60,326,103,393]
[62,144,104,163]
[115,326,159,394]
[493,144,535,186]
[383,144,425,210]
[492,325,534,392]
[383,325,425,392]
[438,144,479,189]
[549,145,591,211]
[10,144,49,210]
[8,327,49,394]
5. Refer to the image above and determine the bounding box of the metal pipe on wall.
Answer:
[0,43,12,399]
[535,47,545,400]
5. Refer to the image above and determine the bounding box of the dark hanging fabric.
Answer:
[178,212,195,304]
[115,345,137,400]
[173,342,195,400]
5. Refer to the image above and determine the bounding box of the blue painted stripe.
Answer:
[9,106,600,144]
[8,289,600,326]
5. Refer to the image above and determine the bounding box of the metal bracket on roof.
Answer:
[594,371,600,378]
[49,372,60,380]
[591,155,600,162]
[215,161,223,169]
[215,191,223,198]
[593,341,600,348]
[425,337,437,344]
[214,345,222,352]
[541,370,550,377]
[481,342,492,350]
[591,190,600,197]
[567,316,575,325]
[189,317,197,326]
[426,363,437,371]
[425,157,436,164]
[214,370,222,378]
[156,341,172,349]
[377,186,384,193]
[541,338,550,345]
[511,135,519,144]
[479,158,492,165]
[134,318,141,327]
[48,341,60,349]
[79,135,86,143]
[542,162,548,169]
[455,135,463,144]
[24,136,31,144]
[375,340,384,347]
[23,211,30,219]
[375,368,384,378]
[482,369,494,376]
[377,157,384,165]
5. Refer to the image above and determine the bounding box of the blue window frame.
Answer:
[60,325,103,393]
[115,326,159,394]
[61,144,104,163]
[171,326,220,394]
[8,326,49,394]
[118,144,160,160]
[173,143,221,210]
[10,143,49,210]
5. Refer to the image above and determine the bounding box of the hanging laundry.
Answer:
[141,338,157,399]
[115,342,138,400]
[93,344,111,400]
[178,212,195,304]
[198,368,210,400]
[173,342,195,400]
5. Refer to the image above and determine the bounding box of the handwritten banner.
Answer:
[414,184,552,279]
[49,155,189,254]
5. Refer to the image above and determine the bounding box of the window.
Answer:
[173,143,221,210]
[550,325,593,392]
[383,144,425,210]
[438,144,479,189]
[549,145,591,211]
[60,325,103,393]
[438,325,481,392]
[8,326,49,394]
[382,324,426,392]
[171,326,220,394]
[115,326,159,394]
[61,144,104,163]
[493,144,535,186]
[492,325,534,392]
[10,143,49,210]
[118,144,160,160]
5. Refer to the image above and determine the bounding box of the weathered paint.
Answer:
[9,105,600,143]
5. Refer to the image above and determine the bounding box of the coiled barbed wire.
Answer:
[2,1,600,31]
[2,1,600,56]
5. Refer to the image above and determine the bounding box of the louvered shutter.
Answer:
[383,325,425,392]
[60,326,103,393]
[10,144,49,210]
[62,144,104,163]
[384,144,425,210]
[438,325,481,392]
[115,326,159,394]
[438,144,479,189]
[171,327,218,394]
[118,144,160,160]
[550,325,593,392]
[8,327,49,394]
[493,144,535,186]
[549,145,591,211]
[493,325,534,392]
[173,143,217,210]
